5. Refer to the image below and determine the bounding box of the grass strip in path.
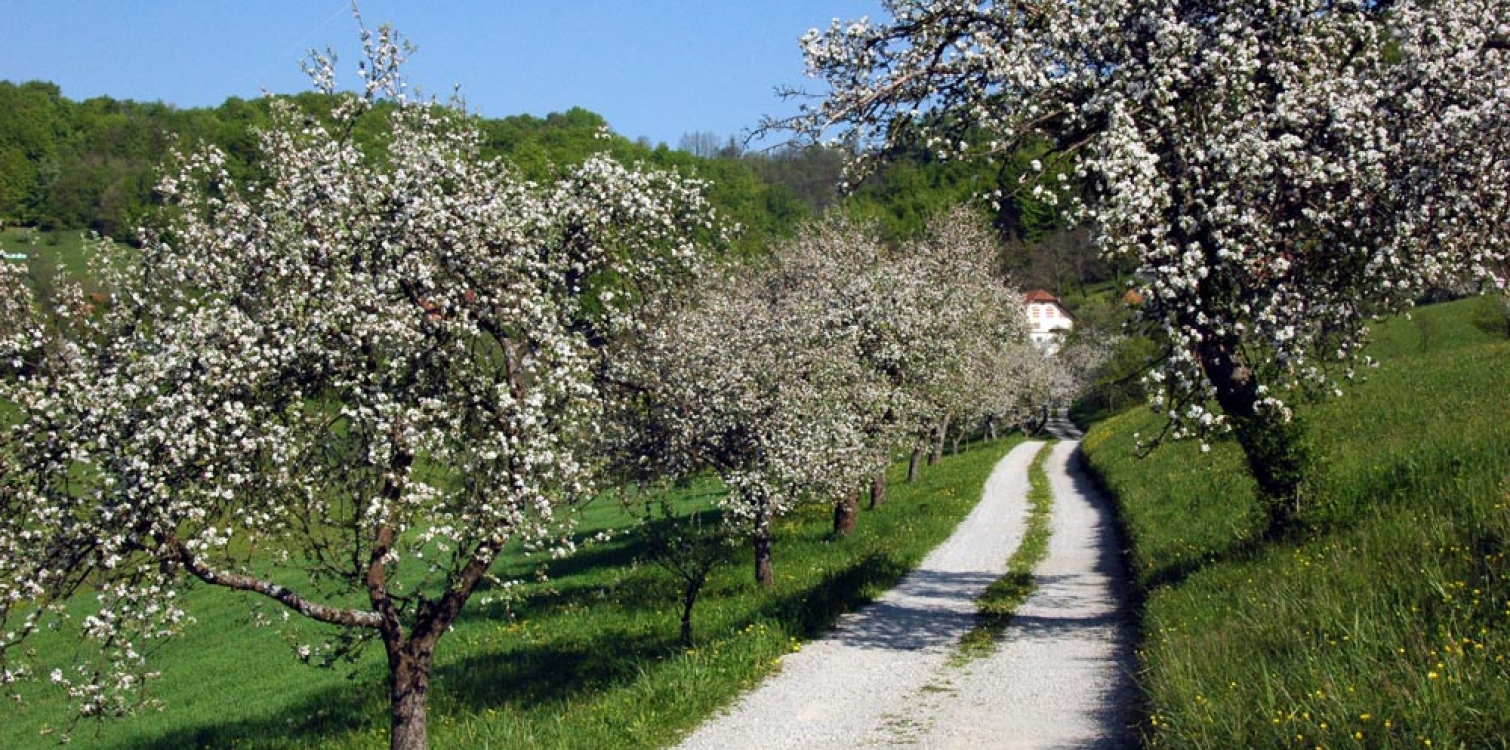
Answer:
[956,439,1056,660]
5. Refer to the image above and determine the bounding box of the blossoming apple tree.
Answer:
[793,0,1510,529]
[886,209,1042,473]
[612,208,1044,586]
[0,26,717,750]
[614,220,877,586]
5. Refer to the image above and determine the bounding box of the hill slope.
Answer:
[1082,295,1510,749]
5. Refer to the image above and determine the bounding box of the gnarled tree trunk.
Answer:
[907,446,925,482]
[928,417,949,465]
[387,645,434,750]
[832,491,859,535]
[752,501,774,588]
[869,468,887,509]
[1197,337,1312,534]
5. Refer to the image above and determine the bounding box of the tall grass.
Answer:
[1,438,1020,749]
[1083,296,1510,749]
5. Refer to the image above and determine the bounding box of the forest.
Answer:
[0,78,1103,292]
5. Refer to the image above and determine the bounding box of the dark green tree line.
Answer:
[0,82,812,256]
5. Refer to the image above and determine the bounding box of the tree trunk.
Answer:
[1197,337,1312,534]
[868,468,887,510]
[752,503,774,588]
[1237,415,1309,531]
[987,417,998,441]
[929,417,949,465]
[832,492,859,536]
[388,646,434,750]
[680,579,702,647]
[371,520,497,750]
[907,447,924,483]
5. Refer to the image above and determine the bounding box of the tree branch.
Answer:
[411,536,504,647]
[169,541,382,629]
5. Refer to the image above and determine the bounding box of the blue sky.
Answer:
[0,1,883,148]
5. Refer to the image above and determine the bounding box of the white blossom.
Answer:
[608,209,1049,582]
[790,0,1510,445]
[0,22,719,741]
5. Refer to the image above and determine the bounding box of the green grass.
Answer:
[1,226,98,288]
[1,438,1021,749]
[957,440,1056,659]
[1082,295,1510,749]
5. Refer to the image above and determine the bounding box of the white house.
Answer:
[1024,289,1073,352]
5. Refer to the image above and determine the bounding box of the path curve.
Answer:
[670,439,1135,750]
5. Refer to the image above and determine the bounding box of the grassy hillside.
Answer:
[1,438,1020,749]
[1083,295,1510,749]
[1,226,96,287]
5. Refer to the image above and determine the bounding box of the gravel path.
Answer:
[887,440,1137,750]
[670,439,1136,750]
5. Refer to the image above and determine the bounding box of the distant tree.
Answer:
[878,208,1042,479]
[0,81,72,226]
[677,130,724,159]
[794,0,1510,531]
[616,208,1046,560]
[664,153,810,256]
[1001,227,1109,299]
[613,237,873,585]
[743,144,848,215]
[0,25,717,750]
[757,217,894,535]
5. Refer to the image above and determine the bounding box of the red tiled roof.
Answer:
[1024,289,1059,303]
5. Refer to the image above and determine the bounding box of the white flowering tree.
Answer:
[0,27,716,750]
[757,218,895,536]
[1048,333,1120,412]
[615,208,1043,572]
[616,232,875,586]
[884,209,1039,477]
[794,0,1510,530]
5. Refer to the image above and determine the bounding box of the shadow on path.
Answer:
[831,569,1000,651]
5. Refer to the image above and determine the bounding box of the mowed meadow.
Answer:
[0,227,96,288]
[1084,295,1510,749]
[0,436,1019,749]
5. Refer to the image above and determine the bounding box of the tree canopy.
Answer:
[611,208,1051,585]
[794,0,1510,528]
[0,26,722,750]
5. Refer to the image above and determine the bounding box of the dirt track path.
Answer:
[669,437,1136,749]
